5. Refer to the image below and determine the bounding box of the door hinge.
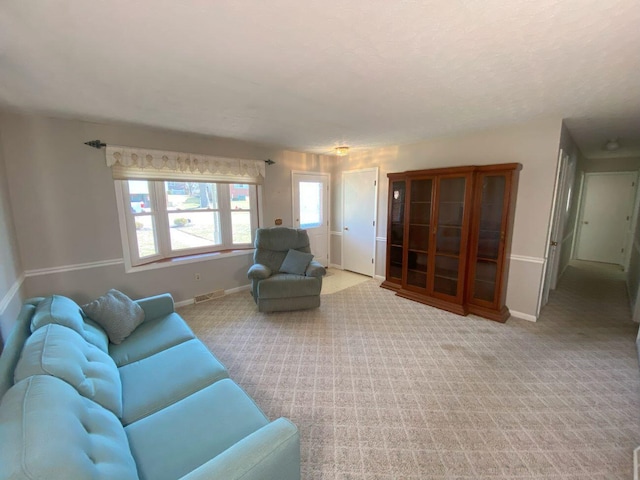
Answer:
[373,220,375,227]
[372,258,374,264]
[622,248,625,253]
[633,182,636,187]
[374,180,377,187]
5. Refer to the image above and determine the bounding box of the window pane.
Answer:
[128,180,151,213]
[230,184,250,210]
[300,181,322,228]
[168,211,221,250]
[134,215,158,257]
[166,182,217,211]
[231,211,251,244]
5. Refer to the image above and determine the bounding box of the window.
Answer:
[118,180,258,267]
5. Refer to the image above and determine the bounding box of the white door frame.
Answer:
[291,170,330,265]
[574,171,638,268]
[341,167,379,276]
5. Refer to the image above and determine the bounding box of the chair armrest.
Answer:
[134,293,175,322]
[179,418,300,480]
[305,261,326,278]
[248,263,272,280]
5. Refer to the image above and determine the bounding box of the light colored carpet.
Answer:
[179,262,640,479]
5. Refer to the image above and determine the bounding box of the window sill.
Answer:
[125,249,254,273]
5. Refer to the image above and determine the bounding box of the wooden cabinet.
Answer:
[382,163,521,322]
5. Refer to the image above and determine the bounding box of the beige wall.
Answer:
[0,111,331,335]
[0,126,25,343]
[330,117,564,319]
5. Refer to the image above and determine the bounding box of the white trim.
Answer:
[330,231,342,237]
[374,274,385,282]
[174,284,251,308]
[509,254,545,264]
[0,274,25,315]
[509,310,537,322]
[24,259,124,277]
[376,236,386,242]
[22,250,254,277]
[124,250,253,273]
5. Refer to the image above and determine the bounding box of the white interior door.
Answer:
[342,168,378,276]
[576,172,637,265]
[292,172,329,266]
[540,150,566,311]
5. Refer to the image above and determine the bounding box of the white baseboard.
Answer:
[175,284,251,308]
[374,274,385,282]
[329,264,343,270]
[509,310,537,322]
[0,274,25,316]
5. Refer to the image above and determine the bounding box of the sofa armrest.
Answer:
[248,263,272,280]
[305,260,326,278]
[179,418,300,480]
[135,293,175,322]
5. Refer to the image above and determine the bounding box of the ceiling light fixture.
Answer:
[335,146,349,156]
[604,138,620,151]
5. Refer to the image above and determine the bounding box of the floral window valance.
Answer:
[105,145,266,184]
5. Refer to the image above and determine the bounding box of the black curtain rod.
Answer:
[84,139,275,165]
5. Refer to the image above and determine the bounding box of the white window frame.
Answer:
[115,180,259,270]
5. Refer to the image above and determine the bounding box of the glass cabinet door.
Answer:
[471,174,506,303]
[433,176,466,297]
[406,178,432,289]
[388,180,406,282]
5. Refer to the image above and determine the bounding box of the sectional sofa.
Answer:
[0,293,300,480]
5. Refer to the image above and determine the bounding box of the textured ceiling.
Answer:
[1,1,639,159]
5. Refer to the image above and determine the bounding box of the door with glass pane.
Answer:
[467,171,511,312]
[292,172,329,266]
[404,177,433,293]
[382,176,406,290]
[430,174,472,302]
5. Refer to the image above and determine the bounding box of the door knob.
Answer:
[583,221,589,225]
[344,227,349,231]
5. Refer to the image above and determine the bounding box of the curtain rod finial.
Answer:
[265,159,275,165]
[85,140,106,149]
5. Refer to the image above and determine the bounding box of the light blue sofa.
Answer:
[0,294,300,480]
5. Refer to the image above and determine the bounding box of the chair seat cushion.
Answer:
[118,339,229,424]
[125,378,269,480]
[109,312,195,367]
[0,375,138,480]
[257,274,322,299]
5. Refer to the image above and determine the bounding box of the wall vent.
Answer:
[194,290,224,304]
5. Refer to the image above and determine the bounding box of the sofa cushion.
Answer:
[257,273,323,299]
[82,289,145,344]
[279,249,313,275]
[109,312,195,367]
[125,378,269,480]
[0,303,36,399]
[119,339,228,424]
[0,375,138,480]
[14,324,123,418]
[31,295,109,352]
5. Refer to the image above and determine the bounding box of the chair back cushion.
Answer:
[254,228,311,272]
[31,295,109,353]
[14,323,123,418]
[0,375,138,480]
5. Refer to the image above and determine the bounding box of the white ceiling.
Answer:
[1,1,639,159]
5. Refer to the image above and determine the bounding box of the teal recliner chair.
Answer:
[248,227,326,312]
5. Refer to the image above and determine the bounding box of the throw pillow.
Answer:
[279,249,314,275]
[82,289,145,344]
